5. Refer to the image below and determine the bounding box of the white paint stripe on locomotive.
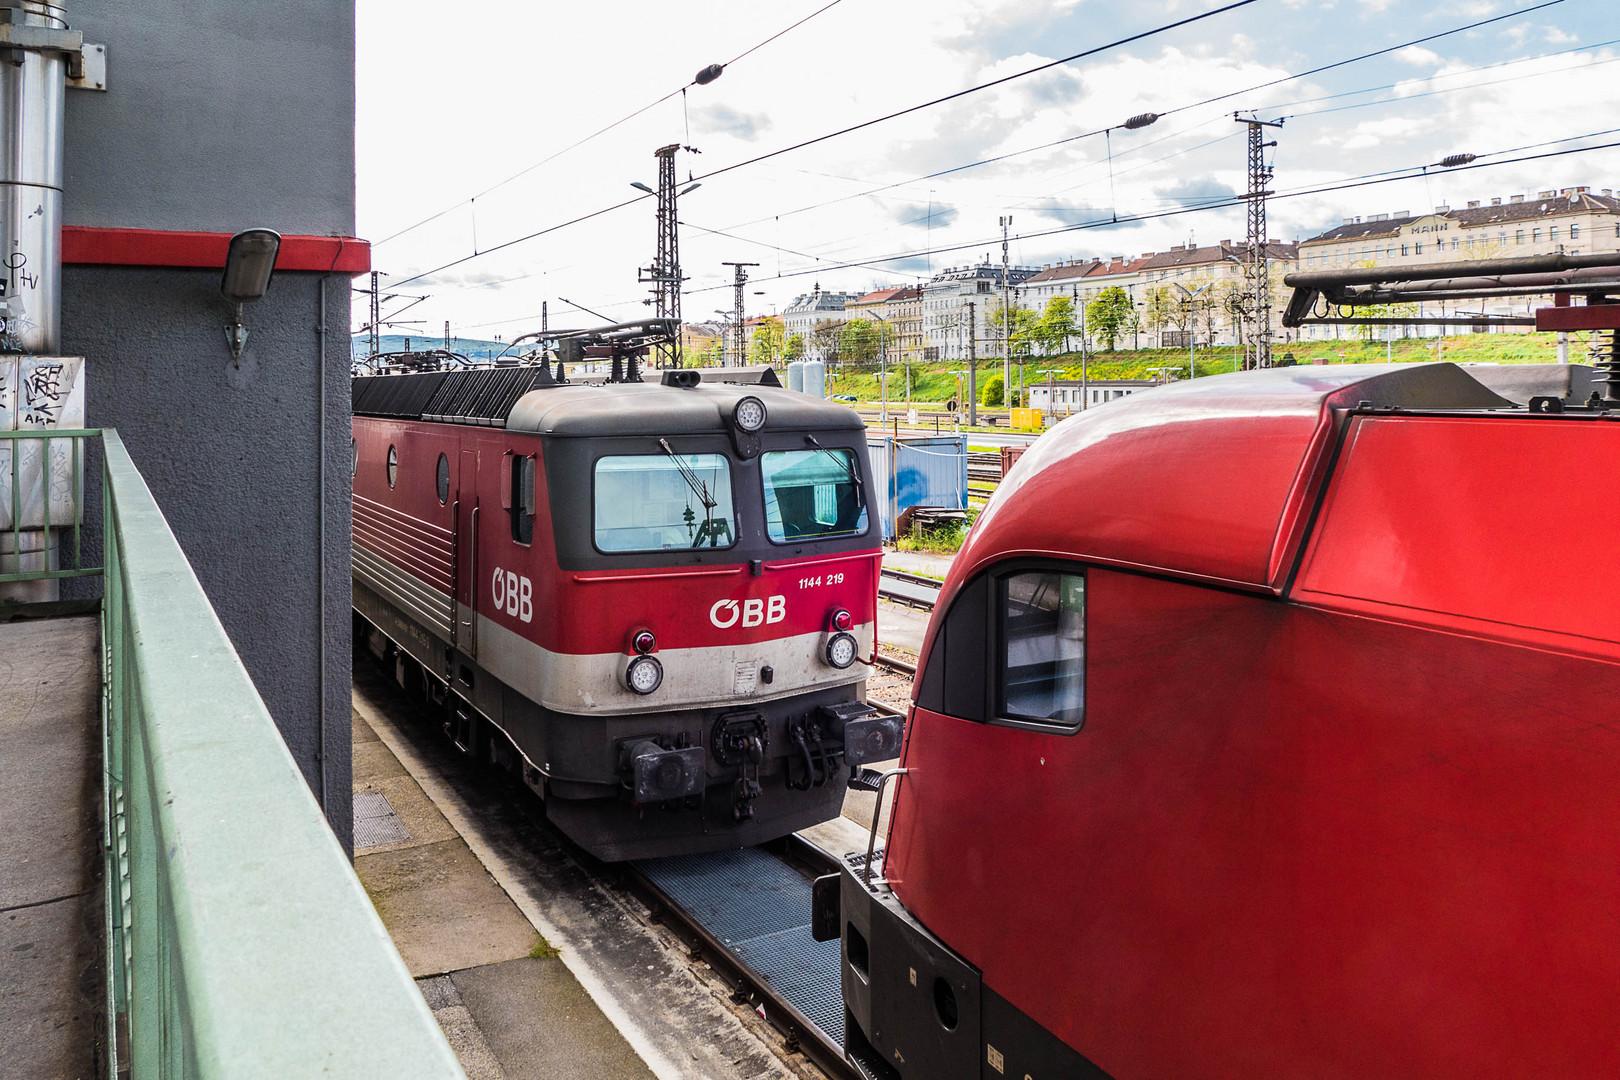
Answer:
[471,609,872,717]
[354,540,873,713]
[353,541,455,639]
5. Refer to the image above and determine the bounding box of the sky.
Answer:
[354,0,1619,342]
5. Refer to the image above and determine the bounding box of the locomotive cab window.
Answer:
[999,571,1085,731]
[915,564,1084,733]
[593,453,736,552]
[386,444,398,488]
[511,454,536,545]
[761,448,867,543]
[436,453,450,505]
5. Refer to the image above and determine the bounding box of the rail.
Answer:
[89,428,465,1078]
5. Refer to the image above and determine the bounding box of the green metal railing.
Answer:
[1,428,463,1077]
[0,426,99,582]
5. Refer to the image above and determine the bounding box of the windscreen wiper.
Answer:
[658,438,723,547]
[804,434,863,493]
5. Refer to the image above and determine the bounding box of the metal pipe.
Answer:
[0,2,67,353]
[1284,252,1620,290]
[316,274,328,814]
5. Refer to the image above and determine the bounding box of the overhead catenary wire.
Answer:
[385,0,1261,289]
[373,0,849,248]
[678,134,1620,297]
[441,130,1620,337]
[712,0,1581,235]
[382,0,1587,325]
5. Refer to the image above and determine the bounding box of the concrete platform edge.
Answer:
[351,691,686,1080]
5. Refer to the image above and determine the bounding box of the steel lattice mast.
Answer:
[639,144,684,367]
[723,261,757,366]
[1237,114,1282,370]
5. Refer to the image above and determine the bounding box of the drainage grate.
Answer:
[733,924,844,1041]
[637,847,844,1043]
[353,791,411,848]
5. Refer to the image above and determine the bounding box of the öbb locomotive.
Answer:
[824,362,1620,1078]
[351,322,899,860]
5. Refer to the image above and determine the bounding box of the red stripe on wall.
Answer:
[62,226,371,273]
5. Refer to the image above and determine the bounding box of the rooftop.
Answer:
[1303,187,1620,245]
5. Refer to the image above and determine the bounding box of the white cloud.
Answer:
[1393,45,1442,66]
[354,0,1620,336]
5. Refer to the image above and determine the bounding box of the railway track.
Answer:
[625,838,854,1080]
[622,702,914,1080]
[877,567,940,611]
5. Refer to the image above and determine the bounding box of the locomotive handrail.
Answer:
[99,428,463,1078]
[863,767,909,889]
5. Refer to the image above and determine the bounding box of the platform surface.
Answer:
[0,613,103,1079]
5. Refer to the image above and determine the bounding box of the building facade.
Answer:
[1029,377,1162,416]
[782,284,858,348]
[922,263,1039,362]
[1296,187,1620,338]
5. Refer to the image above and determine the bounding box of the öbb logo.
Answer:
[710,595,786,629]
[491,568,533,623]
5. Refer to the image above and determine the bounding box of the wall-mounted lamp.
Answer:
[222,228,281,364]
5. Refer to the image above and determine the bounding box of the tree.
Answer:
[751,317,785,364]
[1085,286,1136,351]
[981,373,1006,406]
[784,333,806,360]
[839,318,880,366]
[1142,286,1178,343]
[810,318,843,364]
[1031,295,1078,356]
[986,305,1040,358]
[691,335,724,367]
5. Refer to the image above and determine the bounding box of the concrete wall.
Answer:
[59,2,357,849]
[64,2,354,236]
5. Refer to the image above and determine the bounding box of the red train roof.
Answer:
[955,363,1509,595]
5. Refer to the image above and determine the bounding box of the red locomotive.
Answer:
[826,361,1620,1078]
[352,321,899,860]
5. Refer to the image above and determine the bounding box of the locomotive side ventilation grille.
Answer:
[353,366,552,426]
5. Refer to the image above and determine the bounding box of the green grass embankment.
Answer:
[828,334,1567,403]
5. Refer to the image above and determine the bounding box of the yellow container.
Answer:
[1010,407,1043,430]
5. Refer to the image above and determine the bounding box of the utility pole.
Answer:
[637,143,691,367]
[541,301,548,334]
[444,320,450,353]
[722,261,758,367]
[999,216,1013,409]
[966,299,978,426]
[1236,113,1283,370]
[369,270,380,360]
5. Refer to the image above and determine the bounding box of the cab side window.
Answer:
[511,454,535,545]
[915,564,1085,733]
[999,571,1085,731]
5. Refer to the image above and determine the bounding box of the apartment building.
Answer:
[1295,186,1620,337]
[782,284,860,345]
[922,262,1039,361]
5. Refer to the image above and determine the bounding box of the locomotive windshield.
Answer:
[593,453,737,552]
[761,449,868,543]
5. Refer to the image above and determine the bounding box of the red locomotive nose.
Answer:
[830,608,853,632]
[631,630,657,655]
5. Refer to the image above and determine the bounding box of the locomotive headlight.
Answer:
[626,655,664,694]
[825,631,858,669]
[733,396,767,433]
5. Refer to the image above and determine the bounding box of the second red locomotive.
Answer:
[352,322,899,860]
[823,360,1620,1078]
